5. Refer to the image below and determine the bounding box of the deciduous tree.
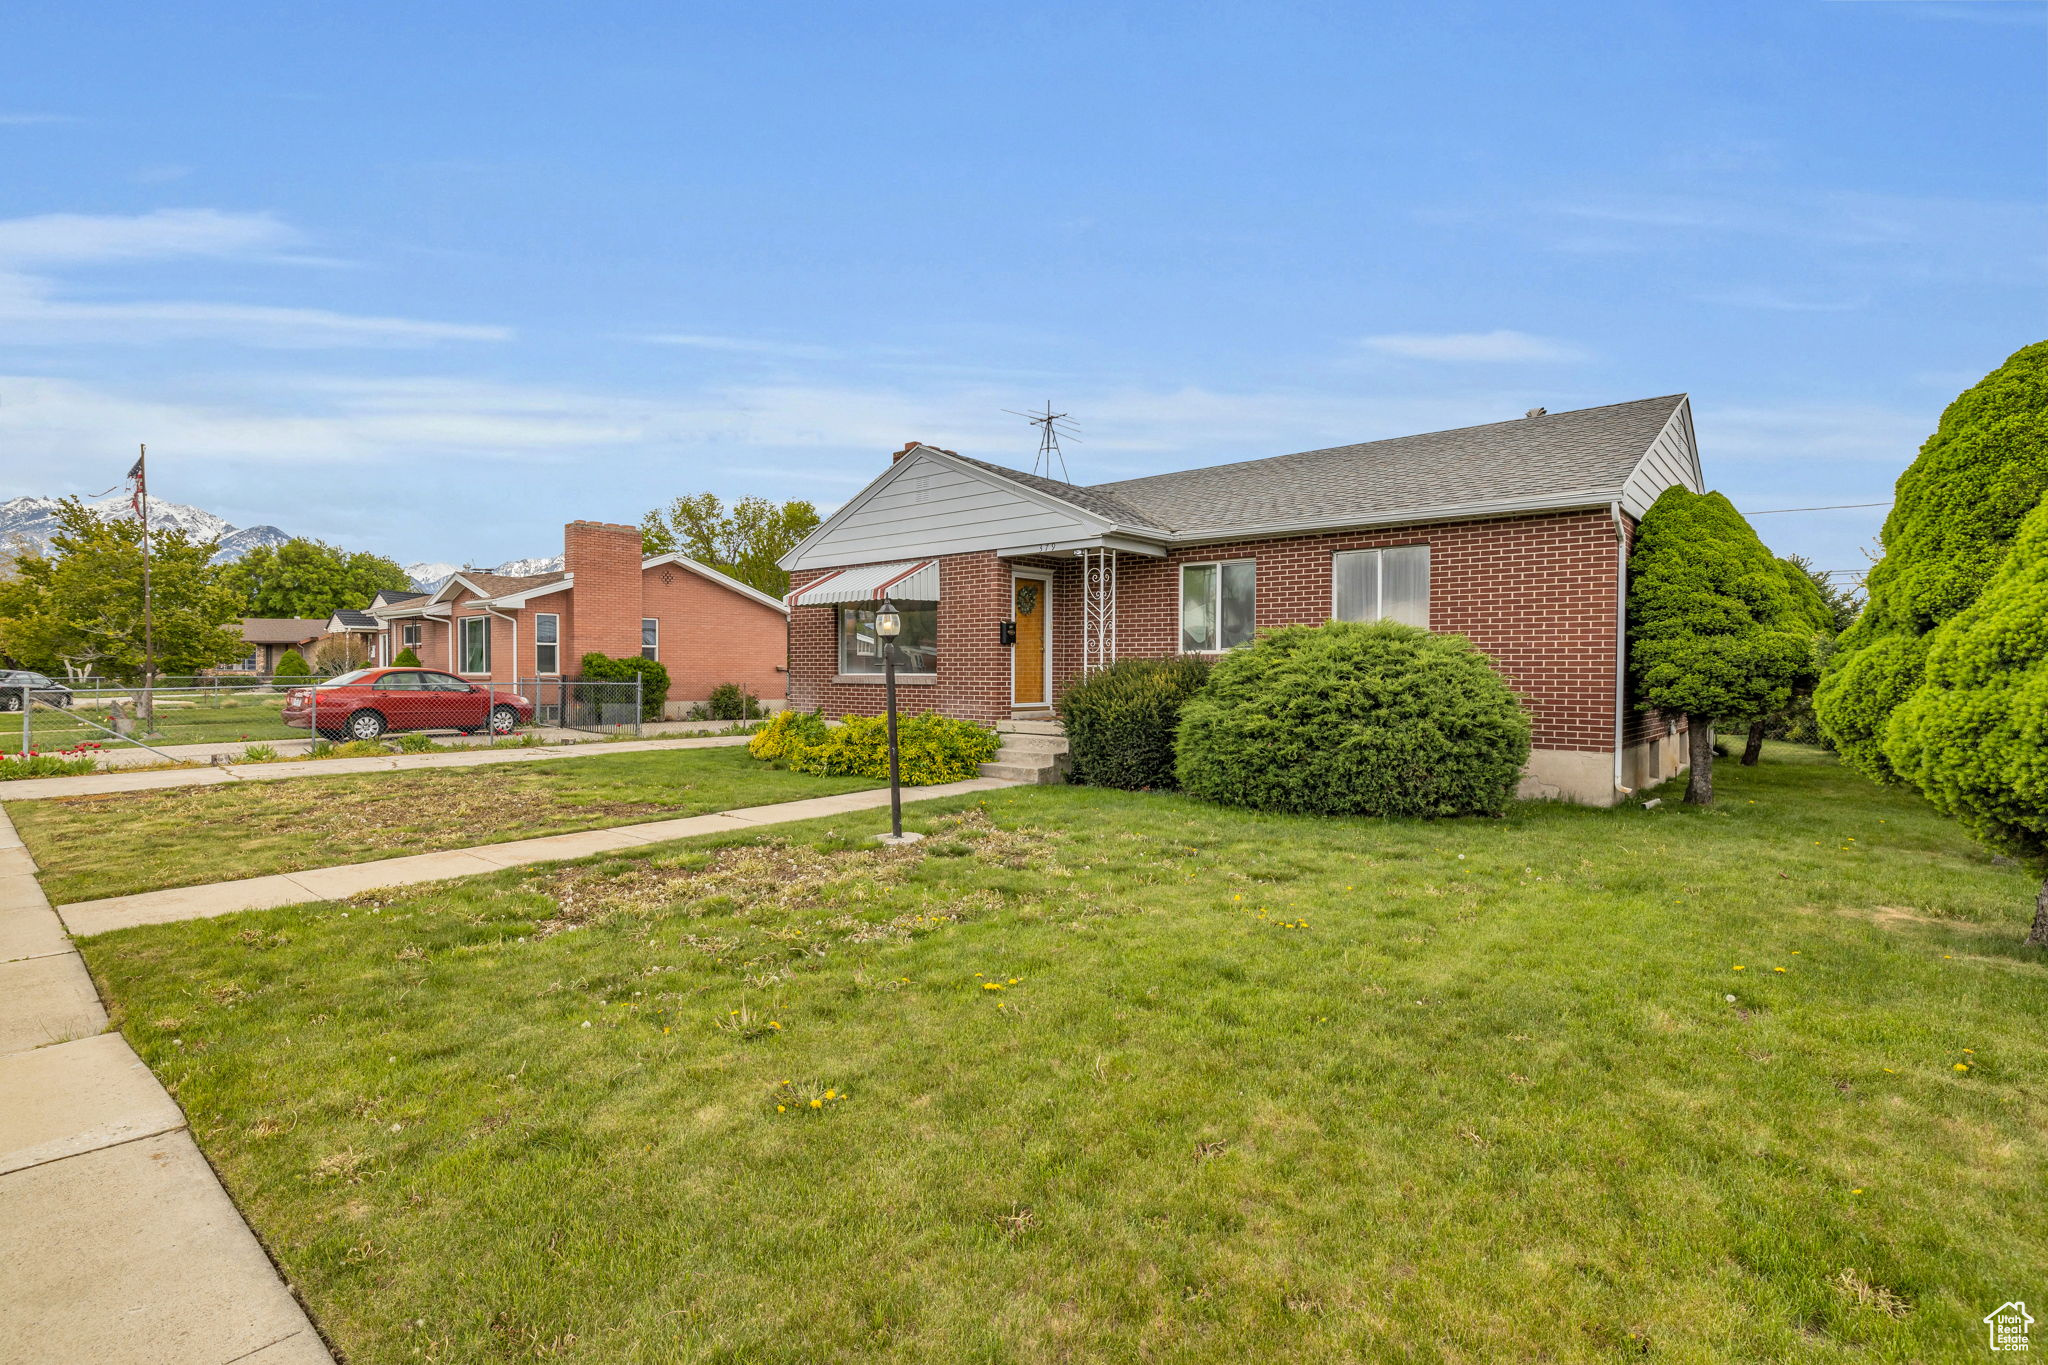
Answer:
[0,498,243,680]
[1884,492,2048,946]
[1817,342,2048,780]
[1628,488,1808,804]
[639,494,820,598]
[227,538,412,620]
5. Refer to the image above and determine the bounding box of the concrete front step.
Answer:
[995,733,1069,755]
[996,718,1064,736]
[978,760,1066,784]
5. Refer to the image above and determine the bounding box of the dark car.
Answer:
[281,667,535,741]
[0,671,74,710]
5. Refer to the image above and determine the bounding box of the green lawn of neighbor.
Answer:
[14,745,881,904]
[2,694,303,751]
[75,746,2048,1362]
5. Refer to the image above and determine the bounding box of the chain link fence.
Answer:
[1,670,644,764]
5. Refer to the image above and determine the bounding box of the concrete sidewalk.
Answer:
[59,777,1015,935]
[0,806,335,1365]
[0,732,756,802]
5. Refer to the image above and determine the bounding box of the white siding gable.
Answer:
[1620,399,1704,518]
[786,452,1107,570]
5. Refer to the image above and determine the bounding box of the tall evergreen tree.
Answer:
[1884,491,2048,946]
[1628,488,1809,804]
[1736,557,1841,766]
[1816,341,2048,780]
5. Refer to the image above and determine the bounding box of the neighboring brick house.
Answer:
[368,520,789,713]
[779,395,1705,806]
[224,619,327,673]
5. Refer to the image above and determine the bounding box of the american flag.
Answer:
[127,450,145,520]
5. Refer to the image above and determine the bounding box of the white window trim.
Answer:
[457,615,492,676]
[1178,558,1256,654]
[534,613,561,676]
[401,623,422,648]
[837,604,938,678]
[1329,544,1431,628]
[641,617,659,662]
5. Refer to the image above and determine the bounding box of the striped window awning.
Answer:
[787,559,940,606]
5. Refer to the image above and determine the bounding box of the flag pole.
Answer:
[138,444,155,733]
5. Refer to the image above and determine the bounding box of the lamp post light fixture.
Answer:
[873,600,916,843]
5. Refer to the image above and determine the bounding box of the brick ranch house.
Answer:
[368,520,789,714]
[779,395,1705,806]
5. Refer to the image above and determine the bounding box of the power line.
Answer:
[1741,500,1892,516]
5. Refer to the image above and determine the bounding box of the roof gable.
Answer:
[782,447,1125,571]
[641,553,790,613]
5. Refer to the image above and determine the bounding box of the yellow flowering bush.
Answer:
[747,708,830,762]
[784,713,999,785]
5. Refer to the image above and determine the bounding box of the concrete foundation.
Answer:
[1516,737,1689,807]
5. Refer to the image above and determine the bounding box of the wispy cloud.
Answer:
[641,332,841,360]
[0,113,75,127]
[0,208,295,265]
[1355,330,1590,363]
[1695,285,1867,312]
[0,209,509,347]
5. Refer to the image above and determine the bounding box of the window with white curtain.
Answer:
[534,613,559,675]
[1180,560,1256,652]
[1332,545,1430,627]
[458,616,491,674]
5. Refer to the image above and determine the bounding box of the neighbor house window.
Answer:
[459,616,490,674]
[1331,545,1430,627]
[535,613,560,675]
[641,619,659,660]
[1180,561,1255,652]
[237,651,259,672]
[838,604,937,675]
[402,622,422,648]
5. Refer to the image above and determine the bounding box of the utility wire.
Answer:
[1741,500,1892,516]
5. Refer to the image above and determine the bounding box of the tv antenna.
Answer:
[1003,401,1080,481]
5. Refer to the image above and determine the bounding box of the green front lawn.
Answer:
[77,747,2047,1362]
[14,746,880,904]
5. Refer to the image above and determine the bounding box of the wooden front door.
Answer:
[1012,576,1048,707]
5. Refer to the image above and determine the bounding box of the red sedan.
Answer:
[282,668,535,741]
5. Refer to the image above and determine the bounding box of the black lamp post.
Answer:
[875,600,904,839]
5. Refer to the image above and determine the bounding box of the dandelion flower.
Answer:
[825,1090,836,1099]
[769,1021,782,1030]
[1964,1048,1974,1053]
[811,1099,823,1108]
[1008,978,1019,985]
[1773,967,1787,973]
[1851,1188,1864,1195]
[1954,1063,1970,1072]
[1733,966,1745,972]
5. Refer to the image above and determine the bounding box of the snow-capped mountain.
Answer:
[403,555,564,593]
[0,494,290,564]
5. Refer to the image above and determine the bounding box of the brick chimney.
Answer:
[893,441,920,463]
[563,520,643,667]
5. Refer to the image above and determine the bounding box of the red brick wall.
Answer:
[788,510,1647,752]
[563,521,644,665]
[638,563,789,702]
[788,554,1012,719]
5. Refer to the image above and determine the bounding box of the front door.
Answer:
[1012,575,1049,707]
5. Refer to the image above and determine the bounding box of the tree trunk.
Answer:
[1741,719,1766,767]
[1685,714,1714,805]
[2027,869,2048,949]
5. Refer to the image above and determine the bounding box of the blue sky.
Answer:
[1,1,2041,580]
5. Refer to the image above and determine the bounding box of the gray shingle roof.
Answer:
[329,610,380,629]
[968,394,1687,537]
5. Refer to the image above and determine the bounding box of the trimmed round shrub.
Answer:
[1174,621,1531,817]
[1057,655,1211,790]
[579,652,670,721]
[272,648,310,679]
[391,645,422,667]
